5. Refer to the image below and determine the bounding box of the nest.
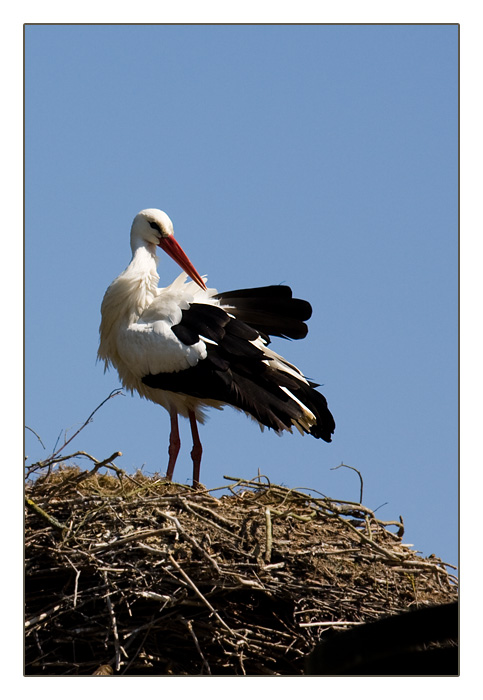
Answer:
[25,459,458,676]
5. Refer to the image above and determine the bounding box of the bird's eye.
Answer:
[148,221,162,234]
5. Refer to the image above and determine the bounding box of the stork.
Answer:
[98,209,335,486]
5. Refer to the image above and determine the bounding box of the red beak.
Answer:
[158,236,207,291]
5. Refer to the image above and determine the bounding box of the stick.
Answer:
[182,617,211,674]
[331,462,364,504]
[264,507,273,564]
[24,496,66,532]
[167,554,242,638]
[102,571,122,672]
[37,389,124,467]
[157,509,222,574]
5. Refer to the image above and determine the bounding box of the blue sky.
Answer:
[25,24,458,569]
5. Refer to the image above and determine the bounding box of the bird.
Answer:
[98,209,335,486]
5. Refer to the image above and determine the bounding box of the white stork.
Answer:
[98,209,335,486]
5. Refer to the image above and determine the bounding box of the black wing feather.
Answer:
[171,303,229,345]
[215,285,312,339]
[142,286,335,442]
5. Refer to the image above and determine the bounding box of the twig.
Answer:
[223,474,272,491]
[25,426,46,450]
[64,556,81,608]
[334,513,405,561]
[167,554,242,638]
[92,526,175,553]
[102,571,122,672]
[330,462,364,503]
[24,496,66,532]
[182,617,211,674]
[39,389,124,467]
[299,620,363,628]
[25,603,63,629]
[157,508,222,574]
[177,497,242,537]
[264,507,273,563]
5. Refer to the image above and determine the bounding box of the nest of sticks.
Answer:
[25,455,458,676]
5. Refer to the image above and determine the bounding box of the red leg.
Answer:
[188,410,202,487]
[166,408,180,481]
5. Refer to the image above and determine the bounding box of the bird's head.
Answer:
[131,209,206,290]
